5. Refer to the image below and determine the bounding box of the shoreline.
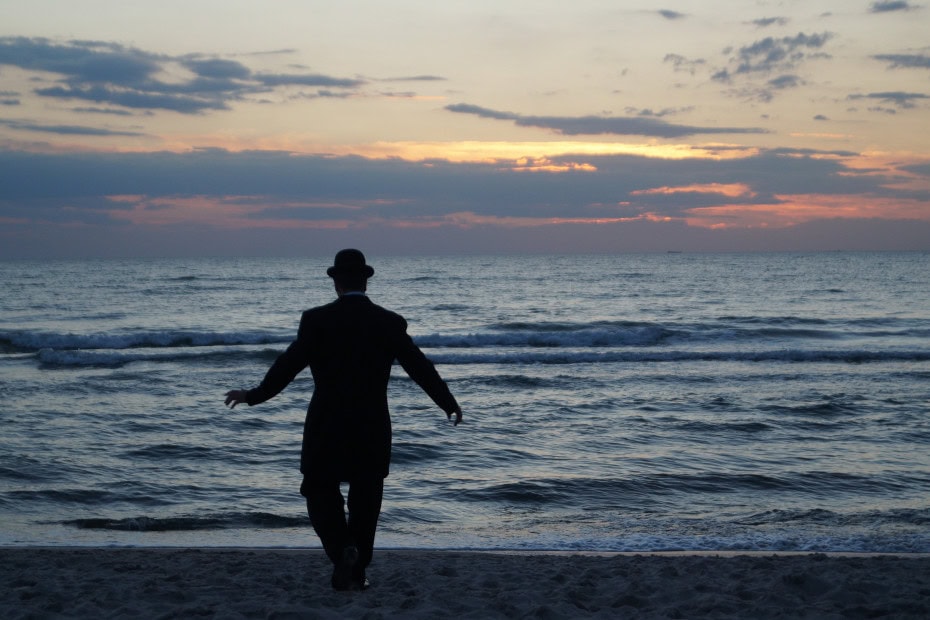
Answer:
[4,547,929,618]
[5,544,930,557]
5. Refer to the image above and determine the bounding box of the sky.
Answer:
[1,0,929,258]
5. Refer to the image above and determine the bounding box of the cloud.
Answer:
[768,147,859,157]
[253,73,365,88]
[624,106,694,118]
[631,183,757,199]
[0,36,365,114]
[767,74,803,90]
[5,144,929,257]
[663,54,706,75]
[711,69,732,83]
[869,1,917,12]
[381,75,447,82]
[0,118,144,136]
[1,145,918,234]
[750,17,790,28]
[182,57,252,80]
[729,32,833,75]
[376,90,445,100]
[291,90,356,101]
[445,103,767,138]
[658,10,686,20]
[848,91,930,109]
[873,53,930,69]
[902,162,930,176]
[34,85,233,113]
[682,194,930,229]
[711,32,833,101]
[233,48,299,58]
[72,106,140,116]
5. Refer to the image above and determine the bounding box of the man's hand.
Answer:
[447,405,463,426]
[225,390,248,409]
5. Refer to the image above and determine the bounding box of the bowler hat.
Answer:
[327,248,375,278]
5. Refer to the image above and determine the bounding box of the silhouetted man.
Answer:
[225,249,462,591]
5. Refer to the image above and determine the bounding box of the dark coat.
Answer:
[245,295,458,480]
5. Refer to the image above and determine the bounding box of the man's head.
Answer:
[327,248,374,292]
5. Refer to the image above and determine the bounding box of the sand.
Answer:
[2,548,929,619]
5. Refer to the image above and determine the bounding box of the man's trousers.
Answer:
[301,476,384,578]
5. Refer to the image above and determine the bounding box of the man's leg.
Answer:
[346,476,384,583]
[301,477,349,566]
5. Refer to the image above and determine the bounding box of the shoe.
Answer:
[352,567,370,591]
[331,545,359,591]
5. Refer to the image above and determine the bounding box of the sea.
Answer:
[1,252,928,553]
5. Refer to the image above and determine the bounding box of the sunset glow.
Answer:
[1,2,928,256]
[685,194,930,229]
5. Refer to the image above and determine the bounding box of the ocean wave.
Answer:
[717,315,830,325]
[122,444,216,460]
[0,329,289,354]
[446,470,930,506]
[452,320,903,346]
[4,315,928,370]
[0,465,51,483]
[24,345,930,368]
[735,507,930,527]
[390,442,448,464]
[418,323,678,347]
[8,488,123,505]
[429,349,930,365]
[61,512,307,532]
[3,316,927,356]
[33,346,280,368]
[51,509,930,553]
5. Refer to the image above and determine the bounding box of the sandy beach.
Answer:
[2,548,929,619]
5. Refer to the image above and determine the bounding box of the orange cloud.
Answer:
[102,191,928,235]
[350,141,756,164]
[684,193,930,228]
[510,157,597,173]
[131,138,754,164]
[835,151,930,193]
[108,195,261,226]
[631,183,757,198]
[106,195,148,203]
[389,212,673,229]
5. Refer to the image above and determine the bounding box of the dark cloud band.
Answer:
[445,104,766,138]
[0,37,364,115]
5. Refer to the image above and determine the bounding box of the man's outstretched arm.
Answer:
[224,316,311,409]
[394,329,462,425]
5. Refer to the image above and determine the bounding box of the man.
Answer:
[225,249,462,591]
